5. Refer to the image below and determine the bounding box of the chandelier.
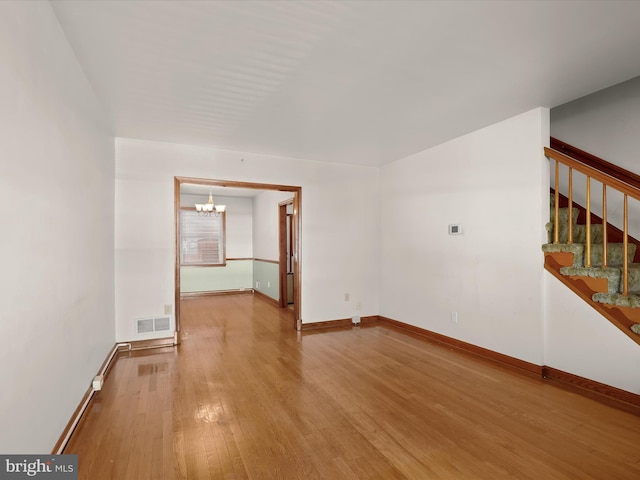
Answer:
[195,191,226,216]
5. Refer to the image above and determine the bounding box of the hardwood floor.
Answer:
[65,295,640,479]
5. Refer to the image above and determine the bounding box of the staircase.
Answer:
[543,140,640,345]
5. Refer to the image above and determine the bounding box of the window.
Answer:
[179,209,226,266]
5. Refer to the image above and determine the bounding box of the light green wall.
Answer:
[181,259,253,292]
[253,260,279,300]
[182,259,280,300]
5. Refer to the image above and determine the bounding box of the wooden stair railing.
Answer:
[544,139,640,345]
[546,147,640,293]
[550,137,640,191]
[551,138,640,262]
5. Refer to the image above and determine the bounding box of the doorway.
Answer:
[279,199,295,310]
[174,177,302,341]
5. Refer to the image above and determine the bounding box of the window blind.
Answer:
[180,209,225,266]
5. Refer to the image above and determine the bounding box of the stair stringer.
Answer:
[544,251,640,346]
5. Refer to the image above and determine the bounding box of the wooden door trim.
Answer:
[278,198,295,311]
[175,177,302,332]
[278,202,288,308]
[174,177,181,344]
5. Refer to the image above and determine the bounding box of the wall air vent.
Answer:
[137,318,154,334]
[154,316,170,331]
[136,316,172,334]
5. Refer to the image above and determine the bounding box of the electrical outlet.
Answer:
[164,304,173,315]
[451,311,458,324]
[256,281,261,289]
[267,281,270,288]
[92,375,104,391]
[344,293,350,301]
[356,302,362,310]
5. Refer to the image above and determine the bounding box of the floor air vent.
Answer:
[136,316,172,334]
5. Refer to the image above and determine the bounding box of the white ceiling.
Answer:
[51,0,640,167]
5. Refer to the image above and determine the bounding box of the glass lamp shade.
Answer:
[195,203,214,212]
[195,192,224,214]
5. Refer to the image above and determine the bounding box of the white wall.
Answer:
[0,2,114,452]
[253,190,294,260]
[544,272,640,394]
[551,76,640,240]
[115,138,380,339]
[379,105,640,392]
[380,108,549,365]
[552,75,640,173]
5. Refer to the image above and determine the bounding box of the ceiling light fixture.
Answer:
[195,191,226,216]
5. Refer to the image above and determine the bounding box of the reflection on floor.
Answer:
[64,294,640,479]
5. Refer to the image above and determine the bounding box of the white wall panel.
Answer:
[0,2,114,452]
[380,108,549,365]
[544,272,640,394]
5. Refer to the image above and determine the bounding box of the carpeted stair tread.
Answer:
[547,220,604,246]
[542,242,636,268]
[623,264,640,289]
[559,266,622,294]
[571,224,603,244]
[549,224,604,245]
[542,243,584,267]
[544,195,640,309]
[548,206,580,225]
[546,207,579,243]
[558,263,640,294]
[592,292,640,308]
[586,243,637,267]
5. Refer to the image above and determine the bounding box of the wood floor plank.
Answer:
[64,295,640,479]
